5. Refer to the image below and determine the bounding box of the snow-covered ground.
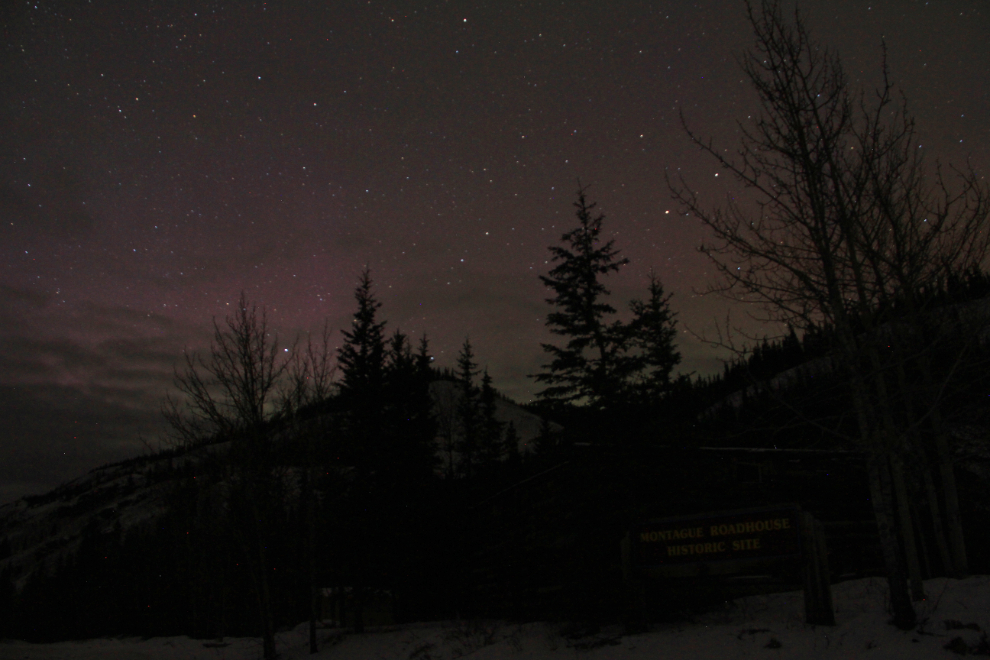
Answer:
[3,576,987,659]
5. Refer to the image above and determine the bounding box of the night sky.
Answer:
[1,1,986,503]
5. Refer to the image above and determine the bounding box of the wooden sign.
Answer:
[635,506,802,567]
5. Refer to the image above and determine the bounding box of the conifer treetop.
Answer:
[535,184,631,407]
[338,268,387,398]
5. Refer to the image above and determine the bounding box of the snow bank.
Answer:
[2,576,987,659]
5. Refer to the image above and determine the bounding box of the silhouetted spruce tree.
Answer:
[478,368,506,469]
[384,329,438,481]
[337,268,387,467]
[503,420,522,463]
[335,269,388,633]
[415,333,433,376]
[337,277,444,625]
[535,416,559,455]
[535,184,634,409]
[455,338,481,478]
[627,271,681,407]
[381,330,439,619]
[387,329,414,374]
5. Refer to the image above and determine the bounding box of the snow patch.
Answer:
[3,576,987,659]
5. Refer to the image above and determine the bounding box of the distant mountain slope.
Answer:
[0,444,214,590]
[428,379,557,454]
[703,296,990,419]
[0,383,554,591]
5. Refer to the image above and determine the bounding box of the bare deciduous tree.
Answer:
[284,320,337,655]
[670,0,990,629]
[164,293,296,660]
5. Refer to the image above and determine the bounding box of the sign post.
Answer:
[800,511,835,625]
[625,506,834,625]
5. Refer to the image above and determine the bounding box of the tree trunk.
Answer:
[912,502,932,579]
[890,456,925,601]
[310,584,319,653]
[835,326,915,629]
[867,453,916,629]
[918,451,955,576]
[304,468,319,654]
[915,349,968,576]
[861,332,927,607]
[242,491,278,660]
[932,425,968,576]
[354,583,365,634]
[889,331,955,580]
[256,532,277,659]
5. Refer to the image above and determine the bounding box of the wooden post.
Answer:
[814,519,834,622]
[620,532,631,583]
[801,512,835,625]
[621,531,646,631]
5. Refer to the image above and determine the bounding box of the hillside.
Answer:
[0,382,552,593]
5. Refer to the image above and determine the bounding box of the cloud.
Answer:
[0,288,212,502]
[0,383,164,505]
